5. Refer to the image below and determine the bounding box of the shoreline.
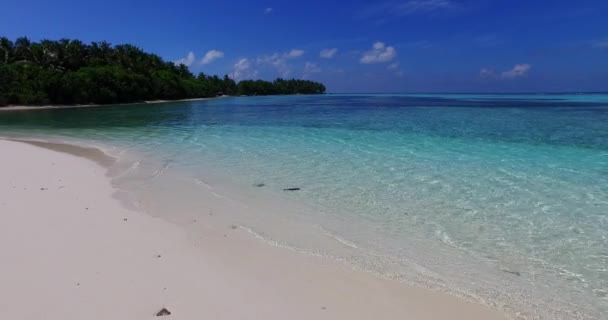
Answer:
[0,138,508,320]
[0,96,224,112]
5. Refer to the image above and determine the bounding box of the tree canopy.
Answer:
[0,37,326,106]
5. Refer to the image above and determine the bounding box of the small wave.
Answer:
[242,224,496,316]
[193,178,231,200]
[110,160,142,179]
[150,160,171,179]
[240,225,325,257]
[317,225,360,249]
[194,177,213,189]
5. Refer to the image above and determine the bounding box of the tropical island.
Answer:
[0,37,326,107]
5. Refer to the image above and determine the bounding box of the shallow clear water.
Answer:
[1,94,607,319]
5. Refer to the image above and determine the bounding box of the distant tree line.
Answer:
[0,37,326,106]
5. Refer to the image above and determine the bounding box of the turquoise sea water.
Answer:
[1,94,607,319]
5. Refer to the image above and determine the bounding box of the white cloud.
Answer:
[257,49,305,77]
[259,54,291,77]
[319,48,338,58]
[387,62,403,76]
[479,68,496,78]
[200,49,224,65]
[233,49,307,79]
[396,0,454,14]
[303,62,322,78]
[501,64,531,79]
[359,0,458,22]
[230,58,257,80]
[174,51,195,67]
[360,42,397,64]
[264,7,273,14]
[480,64,531,79]
[592,38,608,48]
[287,49,304,58]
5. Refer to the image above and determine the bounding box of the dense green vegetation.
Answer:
[0,37,326,106]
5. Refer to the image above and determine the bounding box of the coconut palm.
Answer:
[13,36,32,62]
[0,37,14,64]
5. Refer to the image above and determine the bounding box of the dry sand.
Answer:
[0,139,507,320]
[0,97,221,112]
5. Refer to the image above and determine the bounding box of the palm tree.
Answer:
[39,39,63,70]
[14,36,32,63]
[0,37,14,64]
[63,39,87,70]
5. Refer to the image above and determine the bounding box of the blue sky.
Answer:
[2,0,608,92]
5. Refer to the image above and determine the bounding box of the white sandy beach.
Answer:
[0,139,507,320]
[0,97,223,112]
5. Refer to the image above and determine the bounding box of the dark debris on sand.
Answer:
[501,269,521,276]
[156,308,171,316]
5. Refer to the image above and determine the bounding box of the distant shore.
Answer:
[0,138,507,320]
[0,96,225,112]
